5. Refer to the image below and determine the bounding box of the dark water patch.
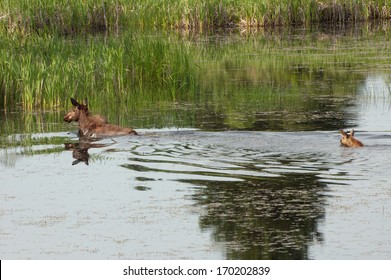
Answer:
[135,177,156,182]
[134,186,152,191]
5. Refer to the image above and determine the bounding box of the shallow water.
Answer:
[1,26,391,259]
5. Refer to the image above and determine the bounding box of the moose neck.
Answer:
[77,109,91,135]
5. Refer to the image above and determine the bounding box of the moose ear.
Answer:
[350,129,355,136]
[70,98,79,107]
[340,130,348,137]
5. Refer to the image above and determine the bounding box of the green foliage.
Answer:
[0,32,199,110]
[1,25,390,114]
[1,0,391,35]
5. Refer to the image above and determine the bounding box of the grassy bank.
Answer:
[1,0,391,35]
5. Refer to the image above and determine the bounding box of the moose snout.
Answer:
[63,115,72,122]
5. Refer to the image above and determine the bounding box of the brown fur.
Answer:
[64,98,137,137]
[340,129,364,148]
[63,107,107,125]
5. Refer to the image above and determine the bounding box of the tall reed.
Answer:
[1,0,391,35]
[0,32,199,110]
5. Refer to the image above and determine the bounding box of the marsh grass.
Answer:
[0,32,199,110]
[1,24,391,132]
[1,25,391,112]
[1,0,121,35]
[1,0,391,35]
[1,1,390,113]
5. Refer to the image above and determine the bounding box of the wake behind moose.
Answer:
[64,98,137,137]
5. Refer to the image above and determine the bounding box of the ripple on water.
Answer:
[2,129,391,259]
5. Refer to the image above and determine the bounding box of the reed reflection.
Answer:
[189,172,327,259]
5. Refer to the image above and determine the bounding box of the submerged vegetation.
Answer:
[1,0,391,34]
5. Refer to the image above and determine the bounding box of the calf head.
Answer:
[340,129,364,148]
[63,98,89,123]
[63,107,80,123]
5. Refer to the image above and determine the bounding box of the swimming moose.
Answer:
[339,129,364,148]
[63,98,137,138]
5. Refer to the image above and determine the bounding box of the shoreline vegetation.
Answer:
[1,0,391,35]
[1,0,391,111]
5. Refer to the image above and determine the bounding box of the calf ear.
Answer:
[71,98,79,107]
[340,130,348,137]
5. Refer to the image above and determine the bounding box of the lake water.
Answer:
[1,25,391,259]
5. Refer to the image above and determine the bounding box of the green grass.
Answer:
[1,1,390,113]
[1,26,390,113]
[0,32,199,110]
[1,0,391,35]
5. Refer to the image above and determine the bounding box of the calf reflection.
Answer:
[64,138,110,165]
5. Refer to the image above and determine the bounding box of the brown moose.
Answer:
[64,98,137,137]
[340,129,364,148]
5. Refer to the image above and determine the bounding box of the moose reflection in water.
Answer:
[64,138,111,165]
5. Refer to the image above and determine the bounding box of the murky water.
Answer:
[1,27,391,259]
